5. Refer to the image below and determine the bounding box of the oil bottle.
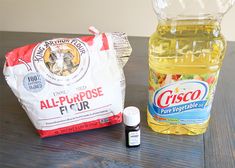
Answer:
[147,0,234,135]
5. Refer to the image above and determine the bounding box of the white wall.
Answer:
[0,0,235,41]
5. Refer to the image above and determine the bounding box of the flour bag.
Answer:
[3,28,132,138]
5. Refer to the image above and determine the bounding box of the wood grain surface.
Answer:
[0,32,234,168]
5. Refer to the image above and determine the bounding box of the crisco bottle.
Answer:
[147,0,234,135]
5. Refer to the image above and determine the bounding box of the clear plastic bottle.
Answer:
[147,0,235,135]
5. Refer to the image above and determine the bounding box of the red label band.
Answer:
[37,112,122,138]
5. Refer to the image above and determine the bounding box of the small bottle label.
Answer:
[128,130,140,146]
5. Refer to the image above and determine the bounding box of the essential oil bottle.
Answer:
[123,106,141,147]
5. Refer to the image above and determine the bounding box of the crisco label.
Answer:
[148,71,219,124]
[153,80,208,114]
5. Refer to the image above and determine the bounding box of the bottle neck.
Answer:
[125,124,140,128]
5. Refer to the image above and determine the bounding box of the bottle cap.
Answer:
[123,106,140,126]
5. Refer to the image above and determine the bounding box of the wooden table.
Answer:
[0,32,234,168]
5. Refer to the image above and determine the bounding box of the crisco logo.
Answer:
[153,80,209,108]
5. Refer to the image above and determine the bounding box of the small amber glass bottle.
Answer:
[123,107,141,147]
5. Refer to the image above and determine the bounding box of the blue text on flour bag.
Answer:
[148,80,211,124]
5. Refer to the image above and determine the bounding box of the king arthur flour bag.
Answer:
[3,27,132,138]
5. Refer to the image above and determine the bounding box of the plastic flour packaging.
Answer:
[3,27,132,138]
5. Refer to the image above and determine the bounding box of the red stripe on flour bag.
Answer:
[101,33,109,51]
[38,112,122,138]
[80,36,95,46]
[5,43,37,67]
[80,33,109,51]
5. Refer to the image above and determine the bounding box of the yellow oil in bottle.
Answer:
[147,19,226,135]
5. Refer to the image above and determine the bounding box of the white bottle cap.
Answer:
[123,106,140,127]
